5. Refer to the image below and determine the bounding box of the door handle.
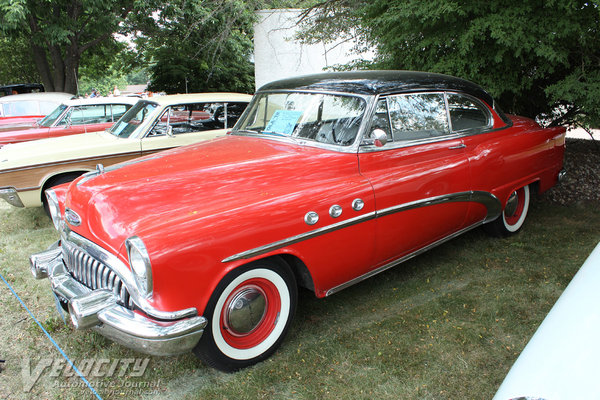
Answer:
[448,143,466,150]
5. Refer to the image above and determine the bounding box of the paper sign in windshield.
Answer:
[264,110,302,135]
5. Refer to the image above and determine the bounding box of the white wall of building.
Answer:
[254,9,373,90]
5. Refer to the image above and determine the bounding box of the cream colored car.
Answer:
[0,93,251,210]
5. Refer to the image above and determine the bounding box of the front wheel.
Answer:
[484,184,531,237]
[194,258,297,372]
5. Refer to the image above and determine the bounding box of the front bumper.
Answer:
[30,245,207,356]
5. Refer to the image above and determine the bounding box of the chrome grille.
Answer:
[61,241,133,309]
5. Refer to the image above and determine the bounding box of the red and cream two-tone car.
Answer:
[0,96,137,148]
[30,71,566,372]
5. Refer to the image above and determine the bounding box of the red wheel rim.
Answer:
[219,278,281,349]
[504,187,525,226]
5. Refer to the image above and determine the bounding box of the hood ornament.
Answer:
[96,164,105,174]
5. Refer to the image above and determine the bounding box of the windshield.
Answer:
[2,100,38,117]
[234,92,366,146]
[38,104,67,127]
[109,101,158,138]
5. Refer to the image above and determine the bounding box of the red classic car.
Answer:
[0,96,137,147]
[30,71,566,372]
[0,92,74,127]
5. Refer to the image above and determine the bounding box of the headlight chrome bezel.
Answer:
[45,189,62,230]
[125,236,153,298]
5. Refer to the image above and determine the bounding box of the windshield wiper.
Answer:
[233,129,260,135]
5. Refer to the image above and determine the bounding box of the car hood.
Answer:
[0,131,125,170]
[65,135,359,257]
[0,123,48,145]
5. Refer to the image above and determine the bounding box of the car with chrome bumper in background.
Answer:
[0,96,137,148]
[0,93,251,211]
[30,71,566,372]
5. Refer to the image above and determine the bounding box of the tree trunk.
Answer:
[30,43,56,92]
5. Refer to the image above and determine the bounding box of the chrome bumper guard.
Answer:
[30,244,207,356]
[0,187,24,208]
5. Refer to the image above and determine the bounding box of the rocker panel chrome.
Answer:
[222,190,501,263]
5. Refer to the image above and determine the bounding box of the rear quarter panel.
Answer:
[462,116,565,224]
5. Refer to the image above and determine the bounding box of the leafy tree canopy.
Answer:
[0,0,145,94]
[299,0,600,128]
[0,35,40,84]
[133,0,262,94]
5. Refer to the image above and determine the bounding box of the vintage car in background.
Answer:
[0,96,137,148]
[0,92,73,126]
[0,83,44,97]
[0,93,250,211]
[30,71,566,372]
[493,242,600,400]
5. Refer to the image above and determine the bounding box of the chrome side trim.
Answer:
[222,211,378,263]
[222,191,501,263]
[378,191,501,222]
[325,220,484,296]
[0,151,141,175]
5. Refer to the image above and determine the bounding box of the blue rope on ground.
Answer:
[0,271,103,400]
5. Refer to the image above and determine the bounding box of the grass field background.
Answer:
[1,192,599,399]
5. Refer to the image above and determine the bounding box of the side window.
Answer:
[447,94,491,132]
[369,99,392,141]
[111,104,129,121]
[388,93,449,141]
[60,105,112,125]
[225,102,247,128]
[147,102,227,137]
[58,107,84,126]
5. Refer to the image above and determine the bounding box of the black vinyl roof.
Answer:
[259,70,495,106]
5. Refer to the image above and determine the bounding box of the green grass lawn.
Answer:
[1,198,599,399]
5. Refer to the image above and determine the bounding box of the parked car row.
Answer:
[0,93,251,211]
[4,71,567,373]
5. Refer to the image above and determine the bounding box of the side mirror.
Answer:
[371,129,388,147]
[166,125,173,137]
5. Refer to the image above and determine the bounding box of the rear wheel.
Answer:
[194,258,297,372]
[484,184,530,236]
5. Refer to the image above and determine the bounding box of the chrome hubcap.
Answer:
[505,191,518,217]
[224,286,267,336]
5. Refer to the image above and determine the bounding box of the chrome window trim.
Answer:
[222,190,501,264]
[445,91,493,134]
[114,100,161,140]
[59,223,197,321]
[48,105,71,128]
[359,91,497,153]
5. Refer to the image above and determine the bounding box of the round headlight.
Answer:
[126,236,153,297]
